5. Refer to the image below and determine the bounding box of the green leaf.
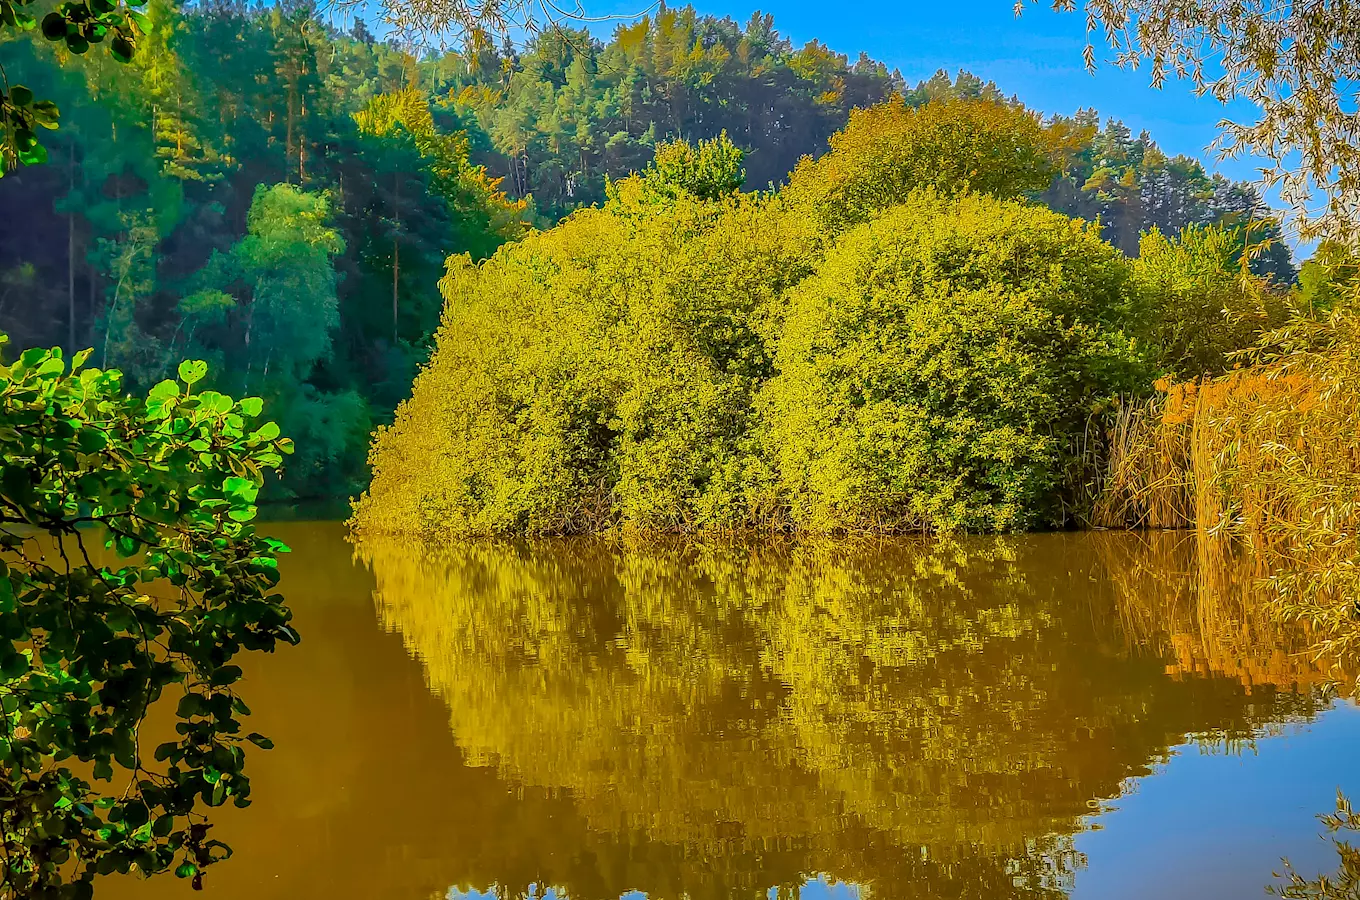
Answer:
[227,506,257,522]
[2,465,34,507]
[237,396,263,417]
[147,379,180,402]
[78,427,109,453]
[177,359,207,385]
[198,391,232,414]
[209,665,242,686]
[222,476,259,503]
[9,85,33,107]
[109,33,133,62]
[0,647,30,679]
[174,863,198,879]
[244,733,274,750]
[17,141,48,166]
[40,11,64,38]
[176,694,204,718]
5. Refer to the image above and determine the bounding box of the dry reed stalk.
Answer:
[1093,384,1197,529]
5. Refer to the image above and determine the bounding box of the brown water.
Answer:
[101,524,1359,900]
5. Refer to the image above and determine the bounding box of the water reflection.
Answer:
[87,526,1350,900]
[1094,531,1344,691]
[356,532,1342,900]
[448,876,863,900]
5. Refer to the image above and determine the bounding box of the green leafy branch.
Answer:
[1,0,147,176]
[0,336,297,898]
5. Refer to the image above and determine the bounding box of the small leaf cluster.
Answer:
[606,131,747,208]
[0,0,145,176]
[0,335,296,897]
[38,0,146,60]
[0,84,58,169]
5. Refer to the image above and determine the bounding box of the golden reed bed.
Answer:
[1095,312,1360,665]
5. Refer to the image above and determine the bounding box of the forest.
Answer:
[4,0,1360,894]
[0,0,1300,500]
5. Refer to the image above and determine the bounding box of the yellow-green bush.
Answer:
[763,191,1148,533]
[353,188,817,537]
[357,106,1160,538]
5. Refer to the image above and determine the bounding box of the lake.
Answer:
[103,523,1359,900]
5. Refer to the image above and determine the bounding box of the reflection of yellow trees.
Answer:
[357,534,1336,899]
[1095,531,1350,693]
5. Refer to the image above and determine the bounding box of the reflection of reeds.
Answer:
[1093,530,1351,692]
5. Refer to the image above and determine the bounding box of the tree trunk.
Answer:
[243,286,256,393]
[67,144,76,353]
[298,92,307,183]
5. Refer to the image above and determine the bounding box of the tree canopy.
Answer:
[1,0,1302,508]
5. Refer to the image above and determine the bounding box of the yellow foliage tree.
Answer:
[782,97,1065,233]
[355,86,527,255]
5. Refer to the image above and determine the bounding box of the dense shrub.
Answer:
[763,191,1147,532]
[353,187,817,537]
[357,105,1168,538]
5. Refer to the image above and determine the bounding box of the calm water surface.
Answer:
[103,524,1359,900]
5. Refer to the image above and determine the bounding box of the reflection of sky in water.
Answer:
[441,706,1360,900]
[447,875,862,900]
[1072,702,1360,900]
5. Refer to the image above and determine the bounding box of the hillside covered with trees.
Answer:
[0,0,1297,500]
